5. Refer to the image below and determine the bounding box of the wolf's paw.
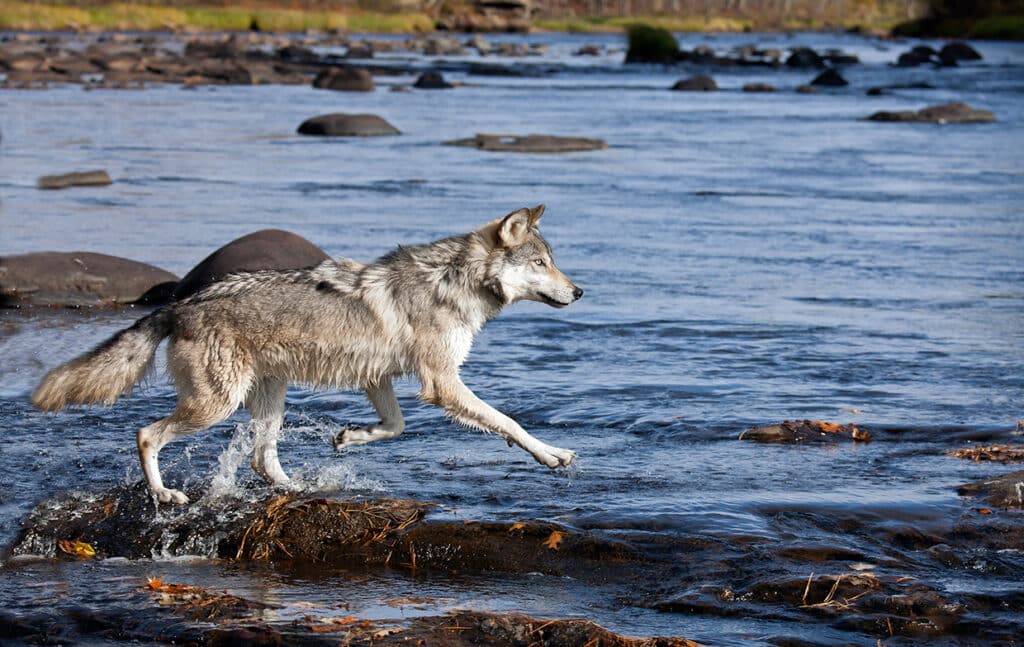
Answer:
[153,487,189,505]
[333,426,368,450]
[536,445,576,469]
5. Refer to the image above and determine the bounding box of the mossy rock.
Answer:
[624,23,679,64]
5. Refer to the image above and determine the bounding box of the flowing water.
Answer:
[1,31,1023,645]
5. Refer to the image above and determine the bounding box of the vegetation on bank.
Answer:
[0,2,432,33]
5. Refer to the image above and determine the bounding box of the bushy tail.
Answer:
[32,308,173,411]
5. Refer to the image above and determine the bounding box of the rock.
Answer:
[575,45,602,56]
[343,43,374,59]
[810,68,848,87]
[867,102,996,124]
[276,44,316,62]
[624,24,679,64]
[739,420,870,444]
[795,84,819,94]
[413,70,453,89]
[785,47,823,68]
[444,133,607,153]
[172,229,330,300]
[866,82,935,96]
[948,445,1024,463]
[466,34,491,55]
[897,45,938,67]
[958,470,1024,508]
[36,170,112,190]
[742,82,776,92]
[311,65,375,92]
[671,75,717,91]
[940,41,982,62]
[296,113,400,137]
[0,252,178,308]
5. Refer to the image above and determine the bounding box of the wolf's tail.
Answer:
[32,308,174,412]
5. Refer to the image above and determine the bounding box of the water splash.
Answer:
[205,424,255,500]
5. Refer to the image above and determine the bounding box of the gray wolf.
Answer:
[32,205,583,504]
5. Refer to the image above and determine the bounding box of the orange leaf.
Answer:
[978,508,993,515]
[543,530,565,550]
[57,540,96,558]
[146,577,164,590]
[508,522,526,534]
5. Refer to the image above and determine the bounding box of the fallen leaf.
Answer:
[978,508,993,515]
[57,540,96,558]
[543,530,565,550]
[146,577,163,590]
[508,522,526,533]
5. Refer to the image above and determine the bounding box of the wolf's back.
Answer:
[32,308,173,411]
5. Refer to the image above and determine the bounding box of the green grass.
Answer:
[534,15,750,34]
[971,14,1024,39]
[0,2,432,33]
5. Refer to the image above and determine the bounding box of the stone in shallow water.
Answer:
[738,419,870,443]
[867,102,996,124]
[36,169,111,189]
[297,113,400,136]
[444,133,607,153]
[958,470,1024,508]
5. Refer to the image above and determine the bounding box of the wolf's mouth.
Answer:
[538,293,570,308]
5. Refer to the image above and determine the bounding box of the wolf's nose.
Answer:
[572,287,584,301]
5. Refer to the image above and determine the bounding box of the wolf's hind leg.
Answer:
[138,400,237,504]
[247,377,289,485]
[334,380,405,450]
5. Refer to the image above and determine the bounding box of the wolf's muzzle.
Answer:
[572,287,584,301]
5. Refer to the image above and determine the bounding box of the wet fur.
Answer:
[32,206,583,504]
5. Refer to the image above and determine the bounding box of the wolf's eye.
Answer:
[533,259,546,267]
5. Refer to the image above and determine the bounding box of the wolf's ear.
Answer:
[498,208,531,247]
[527,204,544,227]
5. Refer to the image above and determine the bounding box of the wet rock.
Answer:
[739,420,870,444]
[444,133,607,153]
[948,444,1024,463]
[743,82,777,92]
[0,252,178,308]
[866,82,935,96]
[344,42,374,59]
[575,45,602,56]
[940,41,982,63]
[867,102,996,124]
[413,70,453,89]
[276,44,316,63]
[625,24,679,64]
[897,45,938,67]
[957,470,1024,508]
[172,229,330,300]
[36,169,112,190]
[671,75,717,91]
[312,65,375,92]
[466,34,491,55]
[786,47,824,68]
[296,113,400,137]
[810,69,848,87]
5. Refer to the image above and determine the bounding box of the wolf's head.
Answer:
[480,205,583,308]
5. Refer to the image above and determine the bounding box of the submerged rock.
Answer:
[444,133,607,153]
[172,229,330,300]
[940,41,982,63]
[36,169,112,190]
[739,420,870,444]
[413,70,453,89]
[867,102,996,124]
[671,75,717,91]
[297,113,400,136]
[742,82,777,92]
[312,65,375,92]
[810,68,848,87]
[957,470,1024,508]
[0,252,178,308]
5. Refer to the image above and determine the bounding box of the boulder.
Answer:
[575,45,602,56]
[810,68,848,87]
[867,102,996,124]
[444,133,607,153]
[896,45,938,67]
[866,82,935,96]
[940,41,982,62]
[311,65,375,92]
[172,229,330,300]
[785,47,823,68]
[37,170,112,190]
[671,75,717,91]
[296,113,400,137]
[0,252,178,308]
[624,24,679,64]
[958,470,1024,508]
[739,420,870,444]
[413,71,453,89]
[742,82,776,92]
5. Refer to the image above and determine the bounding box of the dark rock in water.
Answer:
[940,41,982,62]
[810,68,848,87]
[624,24,679,64]
[897,45,939,67]
[297,113,400,136]
[36,169,112,190]
[948,444,1024,463]
[413,70,452,89]
[575,44,602,56]
[276,44,316,62]
[742,82,776,92]
[444,133,607,153]
[0,252,178,308]
[312,65,375,92]
[867,102,996,124]
[671,75,717,91]
[866,82,935,96]
[739,420,870,444]
[785,47,823,68]
[172,229,330,300]
[343,43,374,59]
[958,470,1024,508]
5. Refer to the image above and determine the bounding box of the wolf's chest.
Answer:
[444,327,475,367]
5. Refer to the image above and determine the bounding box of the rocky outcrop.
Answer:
[413,70,453,89]
[0,252,177,308]
[958,470,1024,508]
[671,75,717,91]
[867,102,996,124]
[312,65,375,92]
[36,170,112,190]
[172,230,330,300]
[444,133,607,153]
[297,113,400,137]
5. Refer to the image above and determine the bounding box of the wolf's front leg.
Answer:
[427,374,576,468]
[334,380,405,450]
